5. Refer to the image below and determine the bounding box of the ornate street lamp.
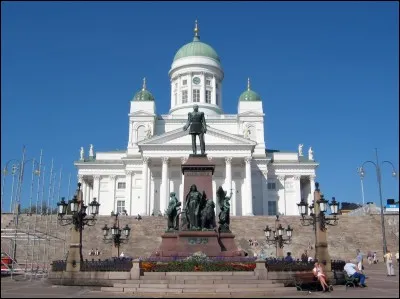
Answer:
[56,183,100,271]
[297,182,339,272]
[297,183,339,231]
[263,215,293,257]
[358,148,398,255]
[102,212,131,257]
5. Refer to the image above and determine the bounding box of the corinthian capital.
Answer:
[277,175,285,182]
[109,175,117,181]
[309,175,316,181]
[93,175,101,180]
[225,157,232,164]
[162,157,170,164]
[181,156,188,164]
[125,170,134,175]
[244,156,252,164]
[143,156,150,164]
[293,175,301,181]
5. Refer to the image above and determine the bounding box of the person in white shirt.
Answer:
[120,252,125,258]
[344,259,367,287]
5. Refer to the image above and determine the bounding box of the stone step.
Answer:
[138,274,260,280]
[125,278,275,284]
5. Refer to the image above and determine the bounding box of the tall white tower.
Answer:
[169,20,224,116]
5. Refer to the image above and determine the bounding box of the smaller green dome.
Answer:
[239,78,262,102]
[133,78,155,102]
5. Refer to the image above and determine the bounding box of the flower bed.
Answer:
[140,252,256,272]
[140,261,256,272]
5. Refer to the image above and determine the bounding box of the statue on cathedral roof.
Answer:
[298,144,304,157]
[80,147,84,160]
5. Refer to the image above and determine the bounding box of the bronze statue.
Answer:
[201,199,216,230]
[166,192,181,231]
[216,186,232,233]
[183,104,207,155]
[184,184,205,230]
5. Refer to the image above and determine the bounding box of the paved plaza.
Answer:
[1,263,398,298]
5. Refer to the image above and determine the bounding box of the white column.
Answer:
[212,75,216,105]
[178,75,181,104]
[125,170,133,215]
[293,175,301,216]
[262,171,269,215]
[160,157,170,215]
[93,175,100,202]
[109,175,116,212]
[147,161,152,215]
[244,156,253,216]
[150,174,155,215]
[188,72,193,103]
[225,157,233,214]
[128,121,133,147]
[201,72,206,103]
[277,175,286,215]
[141,157,149,215]
[309,175,316,206]
[170,77,174,108]
[81,179,87,205]
[180,157,187,203]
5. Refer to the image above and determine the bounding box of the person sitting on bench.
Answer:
[344,259,367,288]
[313,262,331,292]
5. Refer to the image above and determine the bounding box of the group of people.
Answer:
[88,248,101,256]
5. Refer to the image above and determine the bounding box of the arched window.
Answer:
[137,125,146,142]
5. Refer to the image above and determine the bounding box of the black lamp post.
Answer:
[297,183,339,231]
[358,148,397,255]
[102,212,131,257]
[263,215,293,257]
[57,183,100,270]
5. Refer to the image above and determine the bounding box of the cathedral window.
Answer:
[182,90,188,103]
[268,201,277,216]
[117,200,126,214]
[174,93,177,105]
[267,182,276,190]
[206,79,211,86]
[216,83,219,89]
[182,79,187,86]
[117,182,126,189]
[137,125,146,142]
[206,90,211,103]
[193,89,200,102]
[216,94,219,105]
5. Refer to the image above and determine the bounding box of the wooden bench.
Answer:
[293,272,333,292]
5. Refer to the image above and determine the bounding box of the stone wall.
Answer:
[1,214,398,264]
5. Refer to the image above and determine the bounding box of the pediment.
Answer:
[238,111,264,117]
[129,110,156,117]
[138,126,256,147]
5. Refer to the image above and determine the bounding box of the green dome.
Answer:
[133,78,154,101]
[173,37,220,62]
[239,78,262,102]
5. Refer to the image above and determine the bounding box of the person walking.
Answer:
[356,249,364,273]
[384,250,395,276]
[396,250,399,265]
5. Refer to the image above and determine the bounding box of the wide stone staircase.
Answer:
[2,213,399,263]
[100,271,299,298]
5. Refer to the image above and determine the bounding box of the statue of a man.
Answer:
[166,192,181,231]
[184,184,204,230]
[298,144,303,156]
[145,124,152,139]
[89,144,94,157]
[183,105,207,155]
[308,146,314,161]
[216,186,232,232]
[80,147,84,160]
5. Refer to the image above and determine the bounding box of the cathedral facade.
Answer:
[75,22,318,216]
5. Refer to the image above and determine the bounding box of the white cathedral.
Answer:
[75,22,319,217]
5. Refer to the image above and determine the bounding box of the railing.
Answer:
[51,260,66,272]
[81,258,133,272]
[265,258,346,272]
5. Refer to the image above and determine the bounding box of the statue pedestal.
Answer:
[152,231,244,257]
[181,155,215,201]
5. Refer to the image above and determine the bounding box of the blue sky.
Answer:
[1,1,399,212]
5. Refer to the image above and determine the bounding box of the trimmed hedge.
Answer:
[141,261,256,272]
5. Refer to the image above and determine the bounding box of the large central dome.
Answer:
[173,37,220,62]
[173,21,220,62]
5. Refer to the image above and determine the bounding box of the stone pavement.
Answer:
[1,263,398,298]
